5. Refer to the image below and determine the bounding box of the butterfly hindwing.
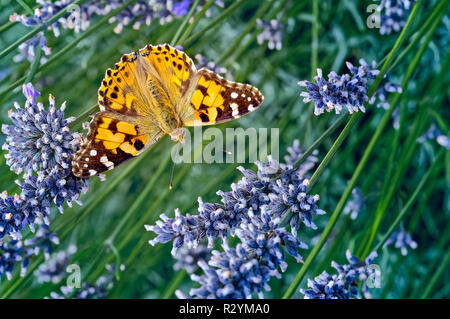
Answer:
[72,112,163,178]
[181,68,264,126]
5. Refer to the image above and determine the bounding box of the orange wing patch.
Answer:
[98,52,140,115]
[183,69,264,126]
[72,112,161,178]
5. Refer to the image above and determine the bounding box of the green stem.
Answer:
[104,151,171,245]
[56,144,158,238]
[17,0,34,15]
[183,0,244,47]
[216,0,273,65]
[170,0,201,46]
[0,22,16,34]
[162,270,187,299]
[373,149,445,252]
[24,44,42,83]
[379,0,447,73]
[307,113,361,190]
[178,0,215,46]
[421,249,450,298]
[70,104,99,129]
[311,0,319,78]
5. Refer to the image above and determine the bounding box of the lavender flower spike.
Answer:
[145,208,201,255]
[299,59,402,116]
[384,228,418,256]
[2,83,79,175]
[301,250,379,299]
[0,192,25,240]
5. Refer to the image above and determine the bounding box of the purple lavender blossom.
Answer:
[148,151,325,298]
[299,60,379,115]
[299,59,402,116]
[0,221,59,280]
[269,175,325,235]
[301,271,358,299]
[147,156,325,253]
[11,1,223,61]
[24,221,60,260]
[437,135,450,150]
[10,0,73,37]
[0,192,25,240]
[2,83,80,175]
[417,124,442,143]
[35,245,76,283]
[283,139,319,176]
[332,250,379,298]
[184,207,307,298]
[370,80,403,110]
[146,201,235,255]
[301,250,379,299]
[10,0,154,36]
[195,54,232,80]
[172,0,192,16]
[343,188,364,220]
[417,124,449,149]
[2,83,89,234]
[377,0,415,35]
[48,263,124,299]
[173,245,211,274]
[384,228,417,256]
[13,32,52,63]
[257,19,283,50]
[18,168,88,217]
[0,239,29,280]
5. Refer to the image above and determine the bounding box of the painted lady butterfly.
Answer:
[72,44,264,178]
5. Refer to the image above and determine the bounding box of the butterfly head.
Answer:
[169,127,186,143]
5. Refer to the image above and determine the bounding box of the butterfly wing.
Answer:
[72,112,163,178]
[138,44,197,112]
[98,51,153,117]
[180,68,264,126]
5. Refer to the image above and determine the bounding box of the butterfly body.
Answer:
[72,44,263,178]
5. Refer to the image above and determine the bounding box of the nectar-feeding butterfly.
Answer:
[72,44,264,178]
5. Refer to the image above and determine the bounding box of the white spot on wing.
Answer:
[104,161,114,167]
